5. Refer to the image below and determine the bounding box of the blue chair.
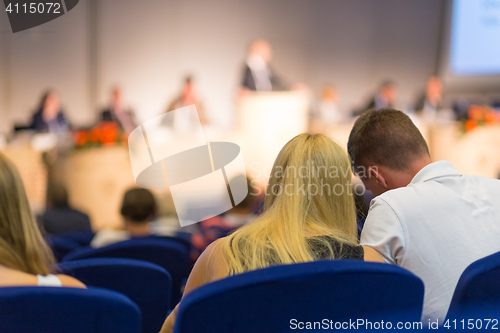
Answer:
[150,235,192,253]
[57,230,95,246]
[0,286,141,333]
[174,260,424,333]
[59,258,172,333]
[63,238,189,305]
[46,237,80,262]
[447,251,500,319]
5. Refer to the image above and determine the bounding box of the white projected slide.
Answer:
[450,0,500,76]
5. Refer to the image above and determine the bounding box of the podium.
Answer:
[232,91,310,186]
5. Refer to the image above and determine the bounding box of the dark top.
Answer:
[30,109,70,133]
[229,235,364,275]
[307,236,364,260]
[40,207,92,236]
[100,108,136,131]
[241,64,287,91]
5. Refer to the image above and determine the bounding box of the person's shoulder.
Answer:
[205,237,227,253]
[67,208,90,220]
[32,109,43,118]
[56,274,86,288]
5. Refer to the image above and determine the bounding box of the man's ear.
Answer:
[369,167,388,189]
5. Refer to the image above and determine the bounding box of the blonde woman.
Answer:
[0,152,84,288]
[161,133,368,332]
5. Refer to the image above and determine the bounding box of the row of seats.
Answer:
[1,252,499,333]
[2,228,494,332]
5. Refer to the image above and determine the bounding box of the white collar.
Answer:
[410,161,462,184]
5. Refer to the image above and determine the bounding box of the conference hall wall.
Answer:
[0,0,443,134]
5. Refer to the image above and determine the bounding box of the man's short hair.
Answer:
[347,109,429,173]
[120,188,157,223]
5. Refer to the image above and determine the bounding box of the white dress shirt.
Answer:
[361,161,500,322]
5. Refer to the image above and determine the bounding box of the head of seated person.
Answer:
[221,133,362,276]
[0,152,84,287]
[40,183,91,236]
[347,108,432,197]
[90,188,157,248]
[120,188,157,237]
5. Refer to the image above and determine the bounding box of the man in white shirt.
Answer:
[348,109,500,322]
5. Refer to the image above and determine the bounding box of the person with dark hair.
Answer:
[39,184,91,236]
[348,108,500,322]
[30,90,70,133]
[90,188,157,248]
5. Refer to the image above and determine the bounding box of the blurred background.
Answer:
[1,0,500,232]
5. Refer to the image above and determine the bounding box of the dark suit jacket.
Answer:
[30,109,70,133]
[241,64,287,91]
[40,207,92,236]
[100,109,136,131]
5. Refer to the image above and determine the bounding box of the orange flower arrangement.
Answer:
[463,105,499,133]
[74,121,127,148]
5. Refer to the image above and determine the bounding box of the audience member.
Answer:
[30,90,70,133]
[414,76,443,121]
[241,39,286,92]
[39,183,92,236]
[91,188,157,248]
[100,86,136,132]
[0,152,84,288]
[161,133,363,332]
[190,176,257,260]
[348,109,500,322]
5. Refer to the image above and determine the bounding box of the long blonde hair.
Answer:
[223,133,358,275]
[0,152,55,275]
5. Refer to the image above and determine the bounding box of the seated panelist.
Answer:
[100,87,136,132]
[30,90,70,134]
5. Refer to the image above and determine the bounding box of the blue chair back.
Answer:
[63,238,189,305]
[57,230,95,246]
[59,258,171,333]
[0,286,141,333]
[46,237,80,262]
[174,260,424,333]
[448,251,500,319]
[150,235,192,253]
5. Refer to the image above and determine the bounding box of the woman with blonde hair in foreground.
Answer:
[0,152,84,288]
[161,133,364,332]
